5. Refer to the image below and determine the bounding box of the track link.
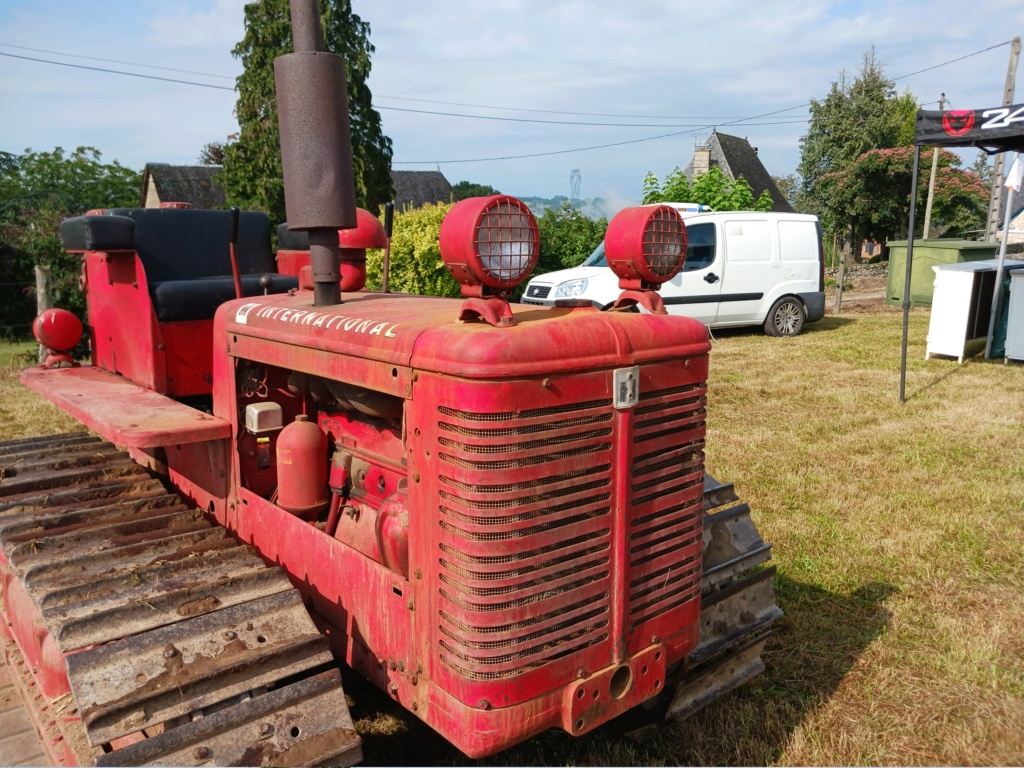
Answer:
[0,433,361,767]
[661,474,783,721]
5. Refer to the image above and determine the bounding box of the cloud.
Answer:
[2,0,1019,200]
[147,0,248,50]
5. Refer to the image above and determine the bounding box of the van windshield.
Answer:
[580,224,715,271]
[582,242,606,267]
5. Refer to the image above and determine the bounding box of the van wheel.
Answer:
[765,298,805,337]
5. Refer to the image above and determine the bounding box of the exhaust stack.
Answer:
[275,0,357,306]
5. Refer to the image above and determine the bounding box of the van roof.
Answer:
[644,201,715,213]
[678,210,818,222]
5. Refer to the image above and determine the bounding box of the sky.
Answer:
[1,0,1022,211]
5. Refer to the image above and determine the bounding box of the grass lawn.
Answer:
[1,305,1021,765]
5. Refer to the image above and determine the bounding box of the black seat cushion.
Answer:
[277,222,310,251]
[150,275,299,323]
[107,208,274,281]
[59,214,134,252]
[61,208,295,322]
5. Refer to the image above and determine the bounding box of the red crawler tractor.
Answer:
[0,2,780,765]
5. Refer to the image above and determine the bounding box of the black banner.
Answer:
[914,104,1024,151]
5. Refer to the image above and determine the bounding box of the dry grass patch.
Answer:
[699,310,1024,765]
[0,311,1022,765]
[0,343,80,438]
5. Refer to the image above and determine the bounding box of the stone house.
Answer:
[140,164,227,209]
[683,131,794,213]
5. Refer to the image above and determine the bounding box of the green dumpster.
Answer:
[886,239,998,308]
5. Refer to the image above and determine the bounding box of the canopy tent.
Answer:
[899,104,1024,402]
[914,105,1024,152]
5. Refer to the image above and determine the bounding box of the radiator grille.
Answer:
[633,383,706,444]
[436,398,613,681]
[628,383,707,629]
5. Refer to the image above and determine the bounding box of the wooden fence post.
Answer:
[833,236,846,313]
[35,265,52,363]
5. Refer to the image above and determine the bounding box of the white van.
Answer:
[522,208,825,336]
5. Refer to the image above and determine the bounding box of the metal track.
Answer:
[665,473,783,722]
[0,433,361,767]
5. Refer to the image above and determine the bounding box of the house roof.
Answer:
[391,170,452,210]
[141,164,226,209]
[139,165,454,213]
[684,131,795,213]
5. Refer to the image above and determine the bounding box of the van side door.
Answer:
[660,221,723,325]
[714,218,775,325]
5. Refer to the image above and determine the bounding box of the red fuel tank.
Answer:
[276,414,328,518]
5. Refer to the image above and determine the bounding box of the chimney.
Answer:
[693,144,711,176]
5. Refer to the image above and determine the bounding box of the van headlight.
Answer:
[553,278,588,298]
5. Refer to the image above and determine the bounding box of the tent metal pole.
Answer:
[900,146,922,404]
[984,165,1016,359]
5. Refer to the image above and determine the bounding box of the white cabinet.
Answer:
[925,259,1024,364]
[1006,271,1024,363]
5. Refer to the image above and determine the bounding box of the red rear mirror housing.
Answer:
[338,207,388,292]
[338,208,388,250]
[33,308,83,368]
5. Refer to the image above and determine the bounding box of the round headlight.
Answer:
[605,205,687,286]
[439,195,539,292]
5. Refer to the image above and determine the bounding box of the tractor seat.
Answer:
[61,208,298,322]
[149,275,299,322]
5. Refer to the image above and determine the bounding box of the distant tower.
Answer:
[569,169,581,207]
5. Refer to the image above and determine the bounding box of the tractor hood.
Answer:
[218,291,709,380]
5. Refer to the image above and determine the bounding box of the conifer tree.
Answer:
[221,0,393,223]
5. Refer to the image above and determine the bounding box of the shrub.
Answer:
[365,202,460,297]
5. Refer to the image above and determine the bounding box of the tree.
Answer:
[969,151,993,186]
[642,166,773,211]
[797,48,917,256]
[451,181,500,201]
[198,141,227,166]
[221,0,393,224]
[534,202,608,275]
[772,174,800,209]
[0,147,140,338]
[0,147,140,215]
[820,146,987,242]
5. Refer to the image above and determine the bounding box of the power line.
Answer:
[372,104,808,128]
[373,93,803,121]
[396,41,1014,165]
[2,40,1009,123]
[395,103,820,164]
[0,39,808,121]
[1,39,1013,164]
[0,49,809,128]
[0,51,235,90]
[892,40,1013,82]
[393,128,717,164]
[5,38,997,121]
[0,42,237,80]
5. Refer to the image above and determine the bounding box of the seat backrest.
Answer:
[104,208,273,282]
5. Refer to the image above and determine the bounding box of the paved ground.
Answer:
[0,649,48,767]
